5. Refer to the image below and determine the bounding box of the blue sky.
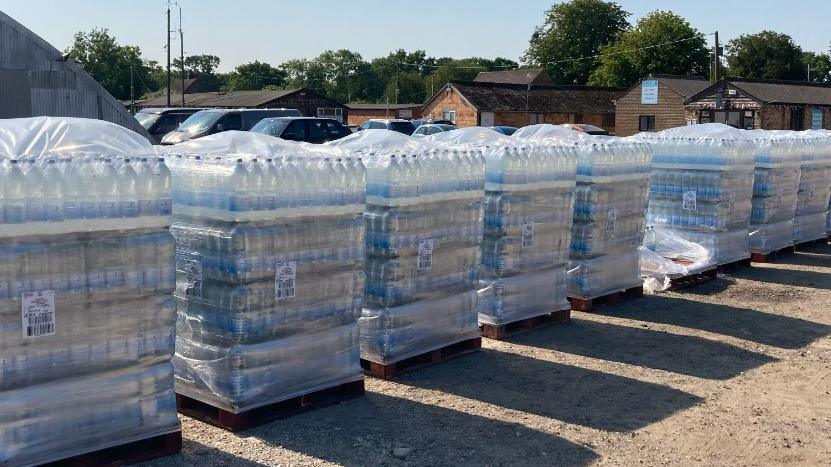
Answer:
[1,0,828,71]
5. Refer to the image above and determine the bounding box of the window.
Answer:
[369,121,387,129]
[574,113,584,124]
[325,121,349,139]
[701,110,754,129]
[790,107,805,131]
[529,113,544,124]
[220,113,242,131]
[442,110,456,124]
[154,115,179,134]
[359,121,372,131]
[282,120,306,140]
[639,115,656,131]
[413,127,428,136]
[601,114,614,129]
[317,107,343,123]
[698,111,712,124]
[308,120,326,143]
[743,111,755,130]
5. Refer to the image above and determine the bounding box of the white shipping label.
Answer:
[417,239,434,271]
[606,208,617,232]
[521,222,534,247]
[184,259,203,298]
[682,191,697,211]
[728,191,737,211]
[808,182,816,199]
[275,261,297,300]
[21,290,55,338]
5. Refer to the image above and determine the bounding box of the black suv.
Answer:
[250,117,351,144]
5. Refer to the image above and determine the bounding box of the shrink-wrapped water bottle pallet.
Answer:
[568,286,644,313]
[360,337,482,380]
[667,267,718,290]
[716,258,752,274]
[40,431,182,467]
[479,308,571,340]
[751,246,796,264]
[175,380,365,432]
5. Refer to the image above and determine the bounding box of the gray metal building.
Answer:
[0,10,150,138]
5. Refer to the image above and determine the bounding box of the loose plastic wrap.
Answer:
[640,226,715,293]
[330,130,484,364]
[0,117,179,465]
[635,123,755,265]
[792,131,831,243]
[428,127,575,325]
[516,126,650,300]
[169,131,364,413]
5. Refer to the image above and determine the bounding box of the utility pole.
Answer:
[179,6,185,107]
[166,4,171,106]
[130,62,135,114]
[807,63,811,81]
[713,31,721,83]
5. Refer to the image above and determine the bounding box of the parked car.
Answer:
[160,108,302,144]
[134,107,205,144]
[412,123,457,137]
[356,119,416,135]
[489,125,518,136]
[250,117,351,144]
[560,123,609,136]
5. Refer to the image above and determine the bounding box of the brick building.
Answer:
[421,81,622,132]
[685,78,831,130]
[345,103,422,126]
[614,75,710,136]
[137,88,348,123]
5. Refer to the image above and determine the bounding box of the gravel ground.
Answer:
[145,243,831,466]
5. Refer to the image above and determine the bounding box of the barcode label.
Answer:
[184,259,203,298]
[606,208,618,232]
[417,239,434,271]
[521,222,534,247]
[682,191,697,211]
[275,261,297,300]
[21,290,55,338]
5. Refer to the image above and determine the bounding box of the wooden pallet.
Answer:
[42,431,182,466]
[176,379,365,432]
[751,245,795,263]
[568,285,644,312]
[361,337,482,379]
[668,267,718,290]
[716,257,751,274]
[794,237,829,251]
[480,308,571,340]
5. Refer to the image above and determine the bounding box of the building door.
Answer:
[790,107,805,130]
[480,111,494,127]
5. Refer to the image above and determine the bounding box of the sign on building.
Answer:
[811,107,823,130]
[398,109,413,119]
[641,80,658,105]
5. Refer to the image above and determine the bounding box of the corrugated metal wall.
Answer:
[0,11,151,139]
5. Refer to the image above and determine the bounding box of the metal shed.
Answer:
[0,10,151,139]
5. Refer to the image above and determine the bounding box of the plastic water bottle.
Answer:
[25,159,47,223]
[4,159,26,224]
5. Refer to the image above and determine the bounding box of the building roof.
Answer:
[650,75,710,99]
[137,88,343,109]
[474,69,553,85]
[686,77,831,106]
[346,103,422,110]
[435,81,623,114]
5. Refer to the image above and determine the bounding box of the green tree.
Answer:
[588,11,709,87]
[726,31,806,80]
[65,28,160,100]
[523,0,629,84]
[425,57,519,98]
[173,54,221,78]
[384,72,427,104]
[802,51,831,83]
[226,60,285,91]
[282,50,379,102]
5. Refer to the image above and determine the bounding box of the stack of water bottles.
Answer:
[793,132,831,244]
[428,128,576,325]
[169,131,365,413]
[330,130,484,365]
[515,125,651,300]
[637,124,755,265]
[746,131,801,254]
[0,117,179,465]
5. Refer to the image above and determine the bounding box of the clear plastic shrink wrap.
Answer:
[0,117,179,465]
[635,123,755,265]
[427,127,575,325]
[515,125,650,300]
[328,130,483,364]
[792,131,831,243]
[169,131,364,413]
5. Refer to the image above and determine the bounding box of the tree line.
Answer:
[66,0,831,103]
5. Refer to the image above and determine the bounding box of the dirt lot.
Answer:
[146,243,831,466]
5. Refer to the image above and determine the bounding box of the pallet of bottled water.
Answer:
[636,123,755,266]
[429,128,576,326]
[746,131,801,254]
[515,125,650,300]
[792,131,831,244]
[0,117,179,465]
[330,130,484,364]
[168,131,364,413]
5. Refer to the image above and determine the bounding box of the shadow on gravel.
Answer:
[601,294,831,349]
[735,244,831,289]
[514,318,776,380]
[243,392,598,466]
[398,348,702,433]
[151,440,268,466]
